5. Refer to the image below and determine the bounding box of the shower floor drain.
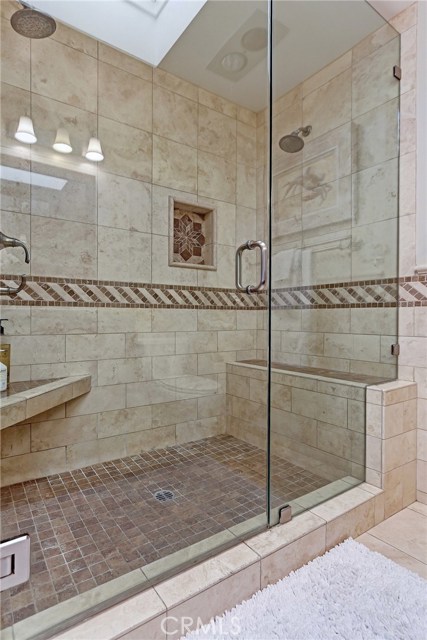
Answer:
[154,490,174,502]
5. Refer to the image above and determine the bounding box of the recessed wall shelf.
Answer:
[169,198,216,271]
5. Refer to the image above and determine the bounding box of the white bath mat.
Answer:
[184,538,427,640]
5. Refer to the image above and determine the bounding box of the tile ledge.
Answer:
[366,379,417,405]
[356,483,383,496]
[244,511,325,559]
[0,375,91,430]
[368,380,417,392]
[309,486,377,523]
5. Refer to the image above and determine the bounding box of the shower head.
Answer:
[11,4,56,39]
[279,125,312,153]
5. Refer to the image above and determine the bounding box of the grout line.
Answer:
[407,502,427,516]
[365,529,427,564]
[362,529,427,566]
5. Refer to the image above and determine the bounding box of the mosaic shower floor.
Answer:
[0,435,327,628]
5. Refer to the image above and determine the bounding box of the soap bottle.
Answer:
[0,319,10,386]
[0,354,7,392]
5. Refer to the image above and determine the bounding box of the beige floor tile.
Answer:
[366,507,427,563]
[408,501,427,517]
[357,532,427,580]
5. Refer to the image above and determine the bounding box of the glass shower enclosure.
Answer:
[0,0,399,637]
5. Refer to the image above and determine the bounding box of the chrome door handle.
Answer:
[235,240,267,293]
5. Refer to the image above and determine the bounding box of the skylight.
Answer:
[30,0,207,67]
[126,0,169,19]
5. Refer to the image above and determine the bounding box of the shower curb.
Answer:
[40,485,383,640]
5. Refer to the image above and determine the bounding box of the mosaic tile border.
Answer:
[271,280,397,309]
[397,275,427,306]
[271,275,426,308]
[0,274,425,309]
[0,275,264,310]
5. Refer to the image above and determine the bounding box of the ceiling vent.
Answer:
[207,10,288,82]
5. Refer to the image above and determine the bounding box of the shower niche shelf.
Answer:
[169,197,216,270]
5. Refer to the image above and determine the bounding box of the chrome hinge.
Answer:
[393,65,402,80]
[391,343,400,356]
[279,505,292,524]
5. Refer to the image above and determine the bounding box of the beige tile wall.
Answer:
[0,306,261,485]
[0,0,261,483]
[0,2,258,288]
[388,2,427,505]
[255,307,398,380]
[254,20,402,380]
[263,25,400,288]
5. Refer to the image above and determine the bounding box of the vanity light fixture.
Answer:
[85,137,104,162]
[15,116,37,144]
[53,128,72,154]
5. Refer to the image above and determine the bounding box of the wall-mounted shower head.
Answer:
[279,125,312,153]
[11,3,56,39]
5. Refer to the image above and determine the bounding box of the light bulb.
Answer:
[85,137,104,162]
[53,128,72,153]
[15,116,37,144]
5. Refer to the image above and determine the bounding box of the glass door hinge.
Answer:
[279,505,292,524]
[393,65,402,80]
[391,344,400,356]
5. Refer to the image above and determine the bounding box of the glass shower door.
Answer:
[0,1,273,637]
[267,0,400,524]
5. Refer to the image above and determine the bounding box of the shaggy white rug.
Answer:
[184,538,427,640]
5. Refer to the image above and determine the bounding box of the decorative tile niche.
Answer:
[169,198,216,270]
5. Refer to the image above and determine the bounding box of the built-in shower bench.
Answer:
[0,375,91,429]
[226,360,394,483]
[240,359,392,386]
